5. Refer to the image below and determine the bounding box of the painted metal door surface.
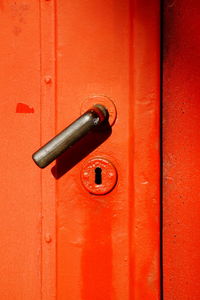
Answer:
[163,0,200,299]
[0,1,160,299]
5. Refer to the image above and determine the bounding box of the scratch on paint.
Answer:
[141,181,149,185]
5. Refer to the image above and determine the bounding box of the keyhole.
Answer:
[95,167,102,184]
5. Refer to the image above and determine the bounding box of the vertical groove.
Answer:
[40,0,57,298]
[160,1,164,299]
[128,1,135,299]
[54,0,58,299]
[39,1,43,299]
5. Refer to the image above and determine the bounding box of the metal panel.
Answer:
[163,0,200,298]
[56,0,160,299]
[0,1,160,299]
[0,1,42,299]
[0,1,56,299]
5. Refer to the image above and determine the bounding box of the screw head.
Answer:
[44,75,52,83]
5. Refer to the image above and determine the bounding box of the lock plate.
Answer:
[81,157,117,195]
[81,95,117,126]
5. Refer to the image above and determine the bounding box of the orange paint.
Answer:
[0,0,160,299]
[81,203,113,299]
[56,0,160,299]
[0,1,42,299]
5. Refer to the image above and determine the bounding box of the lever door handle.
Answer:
[32,104,108,168]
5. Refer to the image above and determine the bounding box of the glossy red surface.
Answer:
[0,1,160,299]
[81,157,117,195]
[56,0,160,299]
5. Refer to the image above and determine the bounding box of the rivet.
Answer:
[44,76,52,84]
[45,233,52,243]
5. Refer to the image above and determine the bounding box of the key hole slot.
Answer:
[95,167,102,185]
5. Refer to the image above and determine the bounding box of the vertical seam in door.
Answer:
[39,1,43,299]
[128,0,135,299]
[39,0,57,299]
[53,0,58,297]
[160,0,164,298]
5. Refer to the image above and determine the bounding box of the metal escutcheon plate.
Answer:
[81,157,117,195]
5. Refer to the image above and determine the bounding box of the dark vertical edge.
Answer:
[160,0,164,299]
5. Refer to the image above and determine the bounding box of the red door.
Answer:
[0,1,160,299]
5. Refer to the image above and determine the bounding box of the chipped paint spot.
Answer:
[168,0,176,8]
[71,238,84,248]
[164,176,174,181]
[16,103,34,113]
